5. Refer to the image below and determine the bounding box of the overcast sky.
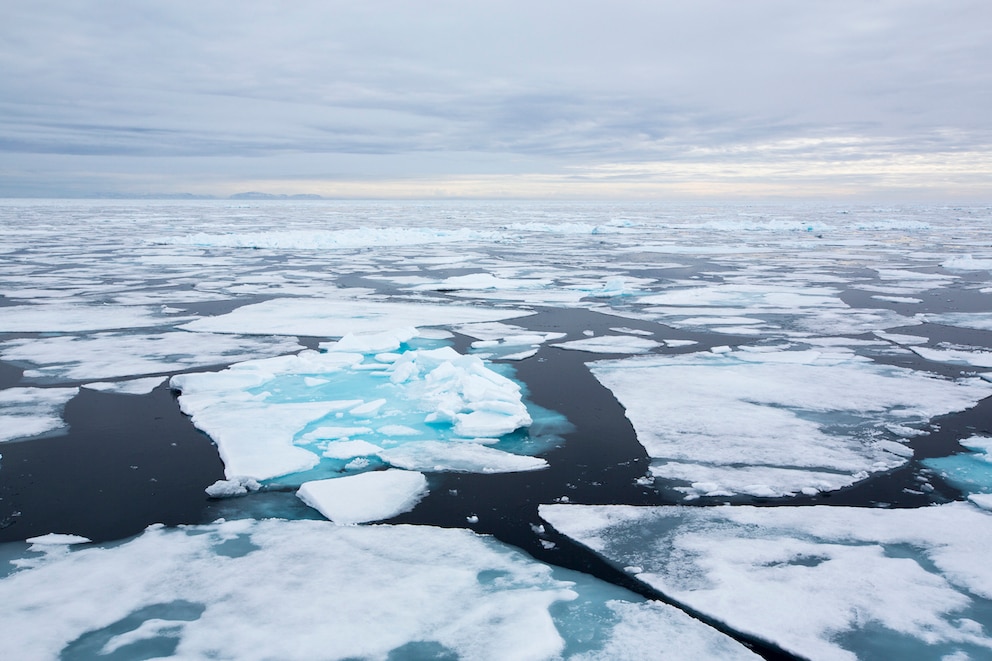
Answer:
[2,1,990,199]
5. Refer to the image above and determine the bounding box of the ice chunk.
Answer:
[318,327,418,353]
[541,502,992,661]
[25,533,91,546]
[297,470,429,524]
[552,336,662,354]
[924,436,992,494]
[378,441,548,473]
[180,298,532,336]
[0,519,578,660]
[0,387,78,443]
[588,348,992,498]
[204,476,262,498]
[943,255,992,271]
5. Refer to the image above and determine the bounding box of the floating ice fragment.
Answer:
[82,377,168,395]
[25,533,92,546]
[319,327,418,353]
[0,387,78,444]
[204,476,262,498]
[552,336,662,354]
[912,345,992,368]
[377,441,548,473]
[297,470,429,524]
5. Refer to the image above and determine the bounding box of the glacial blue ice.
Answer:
[925,436,992,495]
[170,333,560,483]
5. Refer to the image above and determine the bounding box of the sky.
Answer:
[2,1,991,200]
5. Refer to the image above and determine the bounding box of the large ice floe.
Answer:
[171,329,549,484]
[0,519,759,660]
[541,501,992,661]
[588,346,992,498]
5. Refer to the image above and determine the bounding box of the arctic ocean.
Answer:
[1,199,992,660]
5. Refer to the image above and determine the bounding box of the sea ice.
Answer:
[921,313,992,332]
[912,345,992,369]
[588,347,992,498]
[552,336,662,354]
[171,343,540,482]
[1,332,302,382]
[0,387,79,443]
[296,469,429,524]
[924,435,992,495]
[82,377,168,395]
[377,441,548,473]
[0,304,190,332]
[180,297,533,337]
[541,502,992,661]
[0,518,756,660]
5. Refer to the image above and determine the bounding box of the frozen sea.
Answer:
[1,199,992,660]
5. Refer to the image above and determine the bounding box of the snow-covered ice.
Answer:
[1,332,301,382]
[552,335,662,354]
[170,343,545,482]
[297,469,429,524]
[180,297,533,337]
[0,518,757,660]
[588,347,992,498]
[541,502,992,661]
[0,387,79,443]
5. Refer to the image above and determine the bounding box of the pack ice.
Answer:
[589,347,992,498]
[540,501,992,661]
[0,519,760,661]
[170,329,545,484]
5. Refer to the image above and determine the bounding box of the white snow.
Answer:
[1,332,301,381]
[541,502,992,661]
[0,304,190,332]
[912,345,992,368]
[180,298,533,337]
[297,470,429,524]
[0,517,753,661]
[204,476,262,498]
[552,336,662,354]
[82,377,168,395]
[588,347,992,498]
[377,441,548,473]
[0,387,79,443]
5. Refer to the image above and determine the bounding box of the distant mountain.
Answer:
[229,192,324,200]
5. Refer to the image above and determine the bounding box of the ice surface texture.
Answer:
[541,502,992,661]
[589,347,992,498]
[0,519,758,660]
[171,342,539,482]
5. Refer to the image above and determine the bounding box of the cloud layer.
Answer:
[2,1,991,199]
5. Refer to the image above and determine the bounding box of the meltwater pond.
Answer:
[2,200,992,660]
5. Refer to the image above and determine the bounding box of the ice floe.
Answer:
[297,469,429,524]
[541,502,992,661]
[587,347,992,498]
[0,518,758,660]
[911,345,992,369]
[0,387,78,443]
[180,297,532,337]
[171,343,544,482]
[82,377,168,395]
[552,336,662,354]
[0,304,190,332]
[1,332,301,382]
